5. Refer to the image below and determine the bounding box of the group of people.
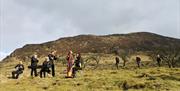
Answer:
[30,51,57,78]
[11,51,162,79]
[115,54,162,69]
[66,51,82,78]
[11,50,82,79]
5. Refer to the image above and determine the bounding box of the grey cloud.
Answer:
[0,0,179,54]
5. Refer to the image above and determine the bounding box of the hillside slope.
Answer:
[2,32,180,62]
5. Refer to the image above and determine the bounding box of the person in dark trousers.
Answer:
[136,56,141,68]
[12,61,24,79]
[157,54,161,67]
[72,53,82,78]
[31,55,39,77]
[115,56,120,69]
[48,51,57,77]
[40,57,51,78]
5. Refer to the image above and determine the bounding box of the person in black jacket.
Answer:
[72,53,82,78]
[136,56,141,68]
[157,54,161,67]
[30,55,39,77]
[48,51,57,77]
[115,56,120,69]
[12,61,24,79]
[40,57,51,78]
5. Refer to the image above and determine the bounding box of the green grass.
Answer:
[0,67,180,91]
[0,54,180,91]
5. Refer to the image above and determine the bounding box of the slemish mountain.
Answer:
[2,32,180,62]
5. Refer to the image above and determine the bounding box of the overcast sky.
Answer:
[0,0,180,60]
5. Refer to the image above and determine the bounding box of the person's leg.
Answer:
[158,60,161,67]
[72,68,75,77]
[31,69,34,76]
[43,71,46,78]
[137,61,140,68]
[67,65,71,76]
[116,63,119,69]
[116,64,117,69]
[51,64,55,77]
[40,70,43,78]
[15,73,19,79]
[15,71,22,79]
[34,68,38,77]
[12,71,16,78]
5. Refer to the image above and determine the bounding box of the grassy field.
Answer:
[0,54,180,91]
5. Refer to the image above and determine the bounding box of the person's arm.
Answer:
[22,65,25,70]
[54,55,57,60]
[66,56,69,61]
[31,58,33,64]
[37,59,39,63]
[47,62,51,68]
[79,61,82,68]
[15,64,19,69]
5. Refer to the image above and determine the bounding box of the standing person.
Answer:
[40,57,51,78]
[48,51,57,77]
[31,55,39,77]
[157,54,161,67]
[12,61,24,79]
[72,53,82,78]
[136,56,141,68]
[66,51,74,78]
[115,56,120,69]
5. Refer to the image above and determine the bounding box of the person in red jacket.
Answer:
[66,50,74,78]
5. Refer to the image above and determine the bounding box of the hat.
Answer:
[45,57,50,62]
[33,54,37,58]
[19,61,23,64]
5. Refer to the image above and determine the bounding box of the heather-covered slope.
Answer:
[2,32,180,62]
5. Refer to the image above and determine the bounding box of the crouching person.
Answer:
[40,57,51,78]
[72,53,82,78]
[12,61,24,79]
